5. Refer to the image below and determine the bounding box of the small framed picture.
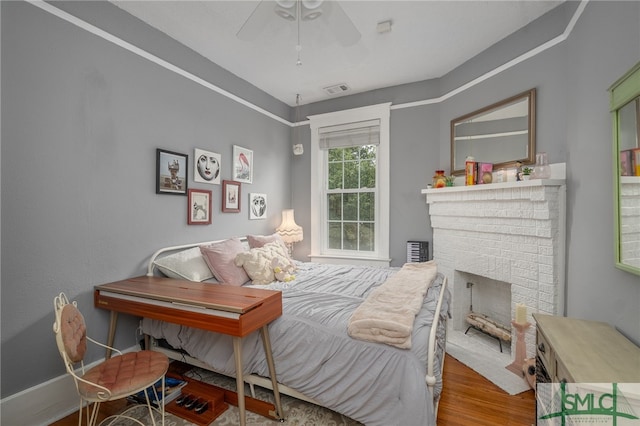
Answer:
[233,145,253,184]
[222,180,241,213]
[156,149,188,195]
[187,189,212,225]
[194,148,221,184]
[248,193,267,220]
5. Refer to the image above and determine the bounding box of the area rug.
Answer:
[446,329,531,395]
[111,367,362,425]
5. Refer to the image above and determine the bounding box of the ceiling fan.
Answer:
[237,0,361,65]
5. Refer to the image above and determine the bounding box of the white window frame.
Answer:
[308,103,391,266]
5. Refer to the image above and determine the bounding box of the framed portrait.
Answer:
[233,145,253,184]
[156,149,188,195]
[187,189,212,225]
[248,193,267,220]
[222,180,241,213]
[194,148,221,185]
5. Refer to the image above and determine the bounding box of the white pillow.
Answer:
[246,233,291,260]
[235,241,296,285]
[153,247,214,282]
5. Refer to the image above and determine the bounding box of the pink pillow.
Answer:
[247,233,290,259]
[200,238,249,286]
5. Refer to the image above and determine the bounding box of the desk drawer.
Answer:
[555,358,573,383]
[536,328,553,376]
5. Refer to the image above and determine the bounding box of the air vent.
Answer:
[323,83,350,96]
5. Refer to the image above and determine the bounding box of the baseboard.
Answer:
[1,369,79,426]
[0,345,138,425]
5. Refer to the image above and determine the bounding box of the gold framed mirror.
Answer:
[610,62,640,276]
[451,89,536,175]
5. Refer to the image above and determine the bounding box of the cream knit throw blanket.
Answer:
[347,261,438,349]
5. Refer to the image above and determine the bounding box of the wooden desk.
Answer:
[94,276,283,426]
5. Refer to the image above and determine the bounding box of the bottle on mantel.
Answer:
[433,170,447,188]
[465,156,476,186]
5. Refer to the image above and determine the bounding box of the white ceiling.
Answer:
[110,1,564,106]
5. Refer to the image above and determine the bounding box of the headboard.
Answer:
[146,237,249,277]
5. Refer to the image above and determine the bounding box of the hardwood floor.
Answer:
[438,355,536,426]
[50,354,536,425]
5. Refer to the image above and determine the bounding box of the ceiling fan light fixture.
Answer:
[274,5,296,21]
[302,9,323,21]
[302,0,323,9]
[275,0,296,8]
[301,0,323,20]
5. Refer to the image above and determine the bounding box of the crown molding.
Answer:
[28,0,588,127]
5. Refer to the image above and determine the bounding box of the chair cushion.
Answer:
[60,304,87,363]
[79,351,169,400]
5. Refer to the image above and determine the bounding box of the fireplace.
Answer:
[423,173,566,360]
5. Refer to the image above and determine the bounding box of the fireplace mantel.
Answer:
[423,177,566,359]
[421,178,566,196]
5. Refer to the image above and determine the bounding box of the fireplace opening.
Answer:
[452,272,513,356]
[464,283,511,352]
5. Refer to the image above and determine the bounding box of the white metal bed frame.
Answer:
[144,238,449,418]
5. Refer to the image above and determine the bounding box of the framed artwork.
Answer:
[222,180,241,213]
[194,148,221,184]
[187,189,212,225]
[233,145,253,184]
[248,193,267,220]
[156,149,188,195]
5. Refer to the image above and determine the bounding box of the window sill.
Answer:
[308,254,391,267]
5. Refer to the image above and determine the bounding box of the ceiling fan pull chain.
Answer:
[296,0,302,66]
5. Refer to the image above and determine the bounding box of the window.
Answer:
[309,103,390,266]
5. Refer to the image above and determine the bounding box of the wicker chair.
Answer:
[53,292,169,426]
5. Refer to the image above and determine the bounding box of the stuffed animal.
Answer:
[271,257,295,282]
[522,358,536,390]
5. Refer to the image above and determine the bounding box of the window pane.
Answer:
[328,162,343,189]
[345,147,359,161]
[344,161,358,189]
[343,193,358,221]
[360,145,376,160]
[328,148,343,162]
[327,194,342,220]
[343,223,358,250]
[359,192,375,221]
[359,223,375,251]
[360,159,376,188]
[328,222,342,249]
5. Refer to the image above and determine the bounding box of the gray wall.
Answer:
[294,1,640,342]
[1,1,291,398]
[2,0,639,404]
[562,1,640,341]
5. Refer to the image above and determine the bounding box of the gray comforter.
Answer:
[142,262,449,426]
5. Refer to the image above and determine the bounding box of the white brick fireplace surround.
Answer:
[423,177,566,359]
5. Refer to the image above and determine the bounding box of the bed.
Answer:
[140,236,450,426]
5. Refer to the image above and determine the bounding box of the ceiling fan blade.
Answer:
[237,1,279,41]
[320,1,361,47]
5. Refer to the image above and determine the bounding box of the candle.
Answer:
[515,303,528,324]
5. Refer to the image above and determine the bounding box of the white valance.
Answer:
[318,119,380,150]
